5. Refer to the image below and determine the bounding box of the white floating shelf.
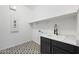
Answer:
[28,11,77,24]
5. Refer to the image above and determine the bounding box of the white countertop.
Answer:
[40,34,78,46]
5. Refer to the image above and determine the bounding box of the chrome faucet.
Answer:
[54,24,58,35]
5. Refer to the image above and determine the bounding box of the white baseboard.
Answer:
[32,40,40,45]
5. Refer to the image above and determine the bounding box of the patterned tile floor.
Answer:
[0,41,40,54]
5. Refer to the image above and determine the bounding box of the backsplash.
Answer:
[31,13,77,35]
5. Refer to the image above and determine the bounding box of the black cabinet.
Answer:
[40,36,79,54]
[52,39,75,54]
[41,37,52,54]
[52,46,70,54]
[52,39,75,53]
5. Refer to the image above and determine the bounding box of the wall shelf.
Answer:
[28,11,77,24]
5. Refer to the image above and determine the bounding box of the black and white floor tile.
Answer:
[0,41,40,54]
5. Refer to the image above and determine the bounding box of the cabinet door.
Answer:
[52,46,70,54]
[41,37,51,54]
[52,39,75,53]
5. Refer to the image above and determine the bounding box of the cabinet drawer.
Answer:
[52,39,75,53]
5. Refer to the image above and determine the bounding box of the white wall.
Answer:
[0,5,33,50]
[31,5,79,22]
[31,13,77,44]
[76,9,79,42]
